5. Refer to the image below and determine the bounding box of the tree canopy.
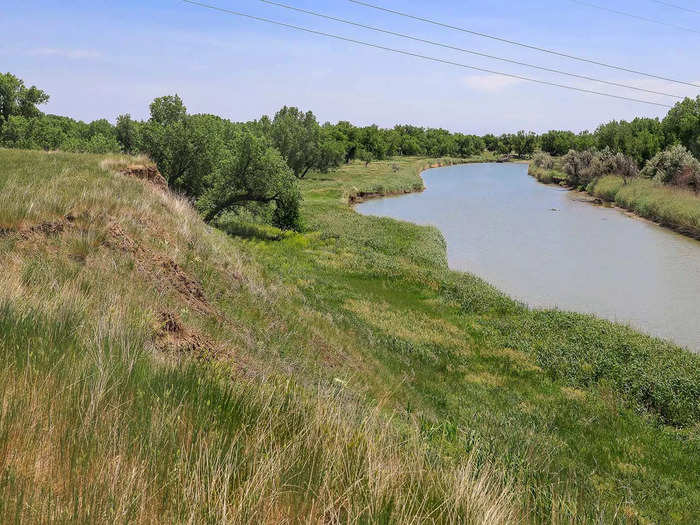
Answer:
[270,106,343,178]
[0,72,50,129]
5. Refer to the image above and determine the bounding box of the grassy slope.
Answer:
[529,162,700,239]
[1,149,698,523]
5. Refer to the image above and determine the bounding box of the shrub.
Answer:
[641,144,700,191]
[563,149,595,186]
[532,151,554,170]
[563,149,637,187]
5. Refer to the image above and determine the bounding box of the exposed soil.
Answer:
[0,215,76,240]
[349,188,422,205]
[121,164,168,190]
[155,310,217,356]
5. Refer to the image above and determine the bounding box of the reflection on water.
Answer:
[357,163,700,352]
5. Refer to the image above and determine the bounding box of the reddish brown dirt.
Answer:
[0,215,77,240]
[121,165,168,190]
[155,310,216,356]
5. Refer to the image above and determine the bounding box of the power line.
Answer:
[651,0,700,15]
[569,0,700,33]
[257,0,683,99]
[348,0,700,88]
[181,0,673,108]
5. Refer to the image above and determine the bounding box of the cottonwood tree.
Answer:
[511,130,537,158]
[116,114,140,153]
[197,132,301,229]
[270,106,342,178]
[0,72,49,131]
[357,148,374,167]
[662,96,700,159]
[140,95,223,197]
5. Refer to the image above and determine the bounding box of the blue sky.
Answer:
[2,0,699,134]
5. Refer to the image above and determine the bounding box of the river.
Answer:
[356,163,700,352]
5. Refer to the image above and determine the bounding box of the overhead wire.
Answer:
[255,0,684,99]
[650,0,700,15]
[181,0,673,108]
[568,0,700,34]
[348,0,700,88]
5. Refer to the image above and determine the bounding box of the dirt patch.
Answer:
[121,164,168,190]
[349,188,422,205]
[0,215,76,240]
[155,311,217,356]
[107,223,214,314]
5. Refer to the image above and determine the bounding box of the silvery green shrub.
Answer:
[641,145,700,189]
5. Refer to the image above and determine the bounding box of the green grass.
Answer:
[1,148,699,523]
[590,176,700,238]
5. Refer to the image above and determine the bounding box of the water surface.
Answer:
[356,163,700,352]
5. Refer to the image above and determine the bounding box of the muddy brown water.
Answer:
[356,163,700,353]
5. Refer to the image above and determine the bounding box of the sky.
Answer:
[2,0,699,134]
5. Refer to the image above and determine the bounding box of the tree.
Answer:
[359,125,388,161]
[575,131,596,152]
[149,94,187,126]
[196,132,301,229]
[496,134,512,155]
[357,148,374,167]
[540,130,577,156]
[0,73,49,130]
[455,134,484,157]
[116,114,140,153]
[511,130,537,158]
[271,106,341,178]
[482,134,499,152]
[140,96,222,197]
[662,96,700,159]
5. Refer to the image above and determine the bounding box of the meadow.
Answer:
[0,149,698,523]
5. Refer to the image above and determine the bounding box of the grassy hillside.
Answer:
[1,149,698,523]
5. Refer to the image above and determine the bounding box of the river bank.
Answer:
[529,163,700,240]
[287,157,700,522]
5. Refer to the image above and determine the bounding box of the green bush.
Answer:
[641,144,700,190]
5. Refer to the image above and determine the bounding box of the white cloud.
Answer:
[462,74,525,92]
[28,48,101,59]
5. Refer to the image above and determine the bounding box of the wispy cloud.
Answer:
[462,75,525,92]
[28,48,101,59]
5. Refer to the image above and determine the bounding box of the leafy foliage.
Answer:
[641,144,700,189]
[0,72,49,129]
[197,133,301,229]
[562,148,638,187]
[532,151,554,170]
[663,96,700,158]
[270,106,343,178]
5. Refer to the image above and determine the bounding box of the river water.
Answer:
[356,163,700,352]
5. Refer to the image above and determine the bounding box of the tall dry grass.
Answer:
[0,149,521,523]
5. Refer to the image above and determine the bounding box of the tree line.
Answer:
[2,71,699,227]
